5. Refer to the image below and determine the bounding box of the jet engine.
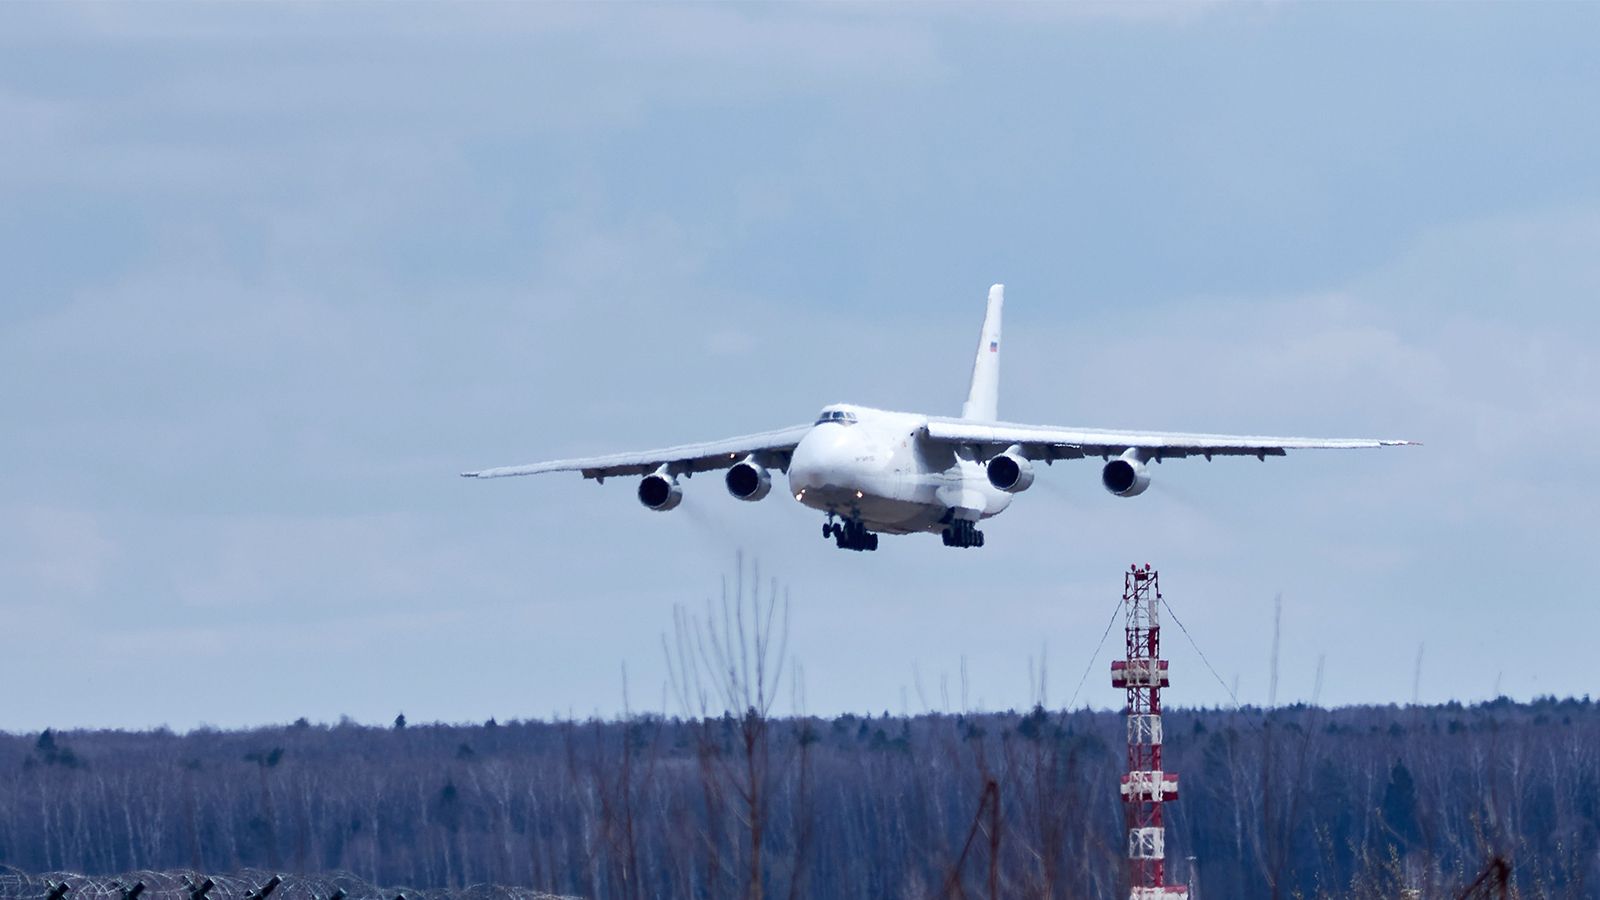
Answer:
[986,449,1035,493]
[637,472,683,511]
[1101,450,1151,497]
[725,459,772,501]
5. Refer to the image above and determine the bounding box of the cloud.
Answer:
[2,4,945,135]
[0,506,116,598]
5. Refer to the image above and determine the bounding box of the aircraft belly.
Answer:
[867,473,956,534]
[795,477,944,534]
[861,495,947,534]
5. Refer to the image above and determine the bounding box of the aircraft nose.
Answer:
[787,424,861,495]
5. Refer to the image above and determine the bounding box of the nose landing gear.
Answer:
[824,514,878,552]
[941,518,985,548]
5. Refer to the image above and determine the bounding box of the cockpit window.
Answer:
[814,409,859,426]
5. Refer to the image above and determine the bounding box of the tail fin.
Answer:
[961,283,1003,421]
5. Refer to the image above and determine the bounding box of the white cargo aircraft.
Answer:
[464,285,1415,551]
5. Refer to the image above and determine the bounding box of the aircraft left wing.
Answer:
[461,424,814,481]
[924,418,1417,461]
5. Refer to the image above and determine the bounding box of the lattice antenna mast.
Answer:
[1112,564,1188,899]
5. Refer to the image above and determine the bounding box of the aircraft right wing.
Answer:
[460,424,813,482]
[924,418,1418,461]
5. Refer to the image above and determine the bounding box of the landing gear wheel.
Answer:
[823,515,877,551]
[940,517,985,549]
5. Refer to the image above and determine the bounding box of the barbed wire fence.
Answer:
[0,868,578,900]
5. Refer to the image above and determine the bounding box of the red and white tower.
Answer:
[1111,564,1188,899]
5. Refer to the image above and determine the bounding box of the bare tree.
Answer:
[664,555,794,900]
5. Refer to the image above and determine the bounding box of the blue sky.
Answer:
[2,3,1597,730]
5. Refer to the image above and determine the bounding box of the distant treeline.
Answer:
[0,697,1595,900]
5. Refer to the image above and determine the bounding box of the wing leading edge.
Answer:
[461,424,813,481]
[925,418,1417,461]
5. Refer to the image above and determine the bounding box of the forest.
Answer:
[3,568,1592,900]
[0,695,1594,900]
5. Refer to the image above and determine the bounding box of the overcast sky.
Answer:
[3,3,1598,732]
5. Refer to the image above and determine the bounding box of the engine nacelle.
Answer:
[725,459,772,501]
[637,472,683,511]
[986,449,1035,493]
[1101,450,1151,498]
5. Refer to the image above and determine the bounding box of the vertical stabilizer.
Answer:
[961,283,1004,421]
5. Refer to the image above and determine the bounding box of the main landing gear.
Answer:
[941,518,985,548]
[824,515,878,552]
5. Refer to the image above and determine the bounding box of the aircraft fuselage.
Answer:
[786,405,1012,535]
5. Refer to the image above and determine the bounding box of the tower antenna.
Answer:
[1113,564,1189,899]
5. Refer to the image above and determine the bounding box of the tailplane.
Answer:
[961,283,1003,421]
